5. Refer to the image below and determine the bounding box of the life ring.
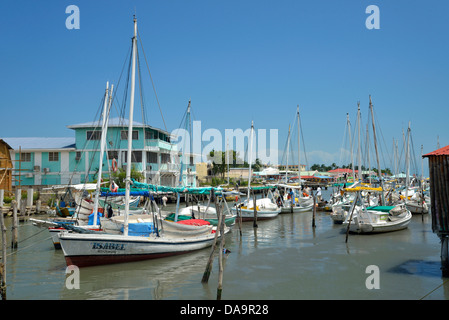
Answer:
[111,158,118,172]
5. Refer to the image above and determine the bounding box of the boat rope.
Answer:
[5,230,53,258]
[137,29,167,132]
[419,277,449,300]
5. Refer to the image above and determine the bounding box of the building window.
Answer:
[161,153,170,164]
[147,152,158,163]
[20,153,31,162]
[108,150,119,160]
[87,131,101,140]
[49,152,59,162]
[145,130,154,140]
[123,151,142,163]
[121,130,139,140]
[75,151,82,161]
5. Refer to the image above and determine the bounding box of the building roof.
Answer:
[67,117,172,136]
[423,145,449,157]
[328,168,358,173]
[2,137,75,150]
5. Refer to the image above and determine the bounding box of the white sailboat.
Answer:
[342,97,412,233]
[59,17,226,267]
[231,121,281,221]
[279,105,313,213]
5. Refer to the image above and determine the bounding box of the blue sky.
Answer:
[1,1,448,175]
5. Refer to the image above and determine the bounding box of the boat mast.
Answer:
[297,105,301,190]
[247,121,254,199]
[347,113,355,183]
[357,102,362,183]
[285,124,291,184]
[124,16,138,236]
[369,95,385,205]
[93,81,113,226]
[405,122,411,204]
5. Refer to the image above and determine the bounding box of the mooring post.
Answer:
[217,199,225,300]
[441,235,449,277]
[201,189,223,283]
[11,200,18,249]
[312,192,316,228]
[0,205,7,300]
[252,190,258,228]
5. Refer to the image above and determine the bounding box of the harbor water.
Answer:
[2,189,448,300]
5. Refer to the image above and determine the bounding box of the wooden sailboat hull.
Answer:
[231,207,280,221]
[59,231,219,267]
[345,209,412,234]
[280,203,313,213]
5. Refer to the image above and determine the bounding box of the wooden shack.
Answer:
[423,145,449,276]
[0,139,13,192]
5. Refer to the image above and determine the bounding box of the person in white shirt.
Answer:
[316,187,322,202]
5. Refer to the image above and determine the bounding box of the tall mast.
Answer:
[297,105,301,189]
[369,95,385,205]
[93,82,113,226]
[124,16,138,236]
[405,122,411,203]
[357,102,362,182]
[347,113,355,183]
[285,124,291,183]
[247,121,254,198]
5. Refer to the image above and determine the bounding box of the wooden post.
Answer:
[345,192,360,243]
[252,190,258,228]
[11,200,18,249]
[201,189,223,283]
[312,192,316,228]
[0,205,7,300]
[217,199,225,300]
[441,235,449,277]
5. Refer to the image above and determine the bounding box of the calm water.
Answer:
[2,189,448,300]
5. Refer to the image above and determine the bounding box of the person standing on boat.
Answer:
[316,186,322,202]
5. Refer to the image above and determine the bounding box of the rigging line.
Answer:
[137,29,168,132]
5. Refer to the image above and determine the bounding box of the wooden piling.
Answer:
[216,199,225,300]
[312,192,316,228]
[0,205,6,300]
[252,190,258,228]
[11,200,18,249]
[201,189,223,283]
[345,192,359,243]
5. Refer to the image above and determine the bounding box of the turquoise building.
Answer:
[4,118,196,189]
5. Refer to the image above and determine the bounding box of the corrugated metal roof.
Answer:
[2,137,75,150]
[423,145,449,157]
[67,117,172,135]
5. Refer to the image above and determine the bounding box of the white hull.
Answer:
[344,206,412,234]
[405,201,429,214]
[280,203,314,213]
[59,228,224,267]
[231,207,280,221]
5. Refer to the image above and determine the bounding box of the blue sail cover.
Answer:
[100,190,150,197]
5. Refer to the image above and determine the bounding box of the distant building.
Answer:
[3,117,196,189]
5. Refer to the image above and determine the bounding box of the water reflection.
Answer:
[3,191,449,300]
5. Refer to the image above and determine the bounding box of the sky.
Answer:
[1,0,448,176]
